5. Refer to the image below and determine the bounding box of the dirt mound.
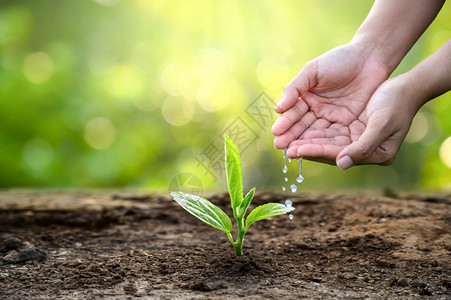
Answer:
[0,190,449,299]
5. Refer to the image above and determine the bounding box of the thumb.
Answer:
[336,120,389,170]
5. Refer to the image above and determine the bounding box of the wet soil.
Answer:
[0,190,450,299]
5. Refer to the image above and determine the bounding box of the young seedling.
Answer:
[171,135,294,256]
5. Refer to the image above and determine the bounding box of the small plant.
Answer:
[171,135,294,256]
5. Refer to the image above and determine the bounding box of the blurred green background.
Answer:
[0,0,450,191]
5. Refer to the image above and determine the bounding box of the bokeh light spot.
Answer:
[405,112,429,143]
[439,136,451,169]
[23,52,54,84]
[84,117,116,150]
[162,96,195,126]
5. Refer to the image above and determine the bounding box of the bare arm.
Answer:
[351,0,445,74]
[402,38,451,109]
[275,0,445,115]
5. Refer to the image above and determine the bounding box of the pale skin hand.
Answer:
[289,76,417,167]
[271,43,389,163]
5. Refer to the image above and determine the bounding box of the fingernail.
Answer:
[275,96,285,110]
[337,155,353,170]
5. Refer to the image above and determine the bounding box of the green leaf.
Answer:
[171,192,232,234]
[224,134,243,217]
[238,187,255,218]
[245,203,294,228]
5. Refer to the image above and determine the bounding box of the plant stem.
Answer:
[234,217,246,256]
[234,243,242,256]
[226,232,235,246]
[227,232,242,255]
[227,216,247,256]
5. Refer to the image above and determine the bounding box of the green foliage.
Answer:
[171,135,294,256]
[245,203,294,228]
[239,187,256,219]
[224,134,243,218]
[171,191,232,234]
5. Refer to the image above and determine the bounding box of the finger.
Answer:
[296,144,344,163]
[273,111,316,149]
[271,99,309,136]
[275,88,300,114]
[336,118,390,170]
[304,157,338,165]
[286,145,300,157]
[287,143,339,164]
[275,62,316,113]
[286,136,350,159]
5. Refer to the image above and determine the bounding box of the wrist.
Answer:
[349,31,401,75]
[347,36,392,80]
[350,0,445,75]
[393,72,428,115]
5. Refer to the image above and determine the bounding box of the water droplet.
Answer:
[290,184,297,193]
[285,199,292,208]
[288,158,292,163]
[284,177,288,182]
[282,148,288,173]
[297,158,304,183]
[289,214,294,220]
[282,186,286,192]
[296,175,304,183]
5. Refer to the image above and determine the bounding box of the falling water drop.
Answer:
[288,158,292,163]
[288,214,294,220]
[284,177,288,182]
[296,158,304,183]
[290,184,297,193]
[282,148,288,173]
[282,187,286,192]
[285,199,292,208]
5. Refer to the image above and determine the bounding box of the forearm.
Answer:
[351,0,445,73]
[401,39,451,112]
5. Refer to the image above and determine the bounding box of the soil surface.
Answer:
[0,189,450,299]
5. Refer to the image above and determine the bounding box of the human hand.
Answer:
[271,43,389,162]
[330,38,451,169]
[288,75,418,169]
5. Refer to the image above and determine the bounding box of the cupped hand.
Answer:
[289,76,418,169]
[271,43,390,164]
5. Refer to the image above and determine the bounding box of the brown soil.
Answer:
[0,190,450,299]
